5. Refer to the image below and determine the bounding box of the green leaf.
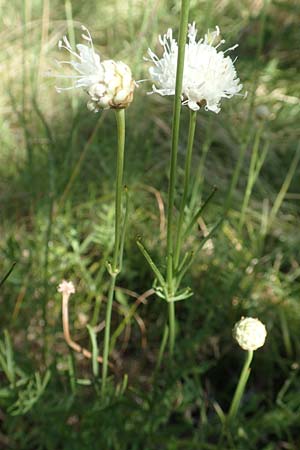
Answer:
[136,239,166,287]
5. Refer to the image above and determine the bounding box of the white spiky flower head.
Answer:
[53,26,135,111]
[57,280,76,297]
[147,23,243,113]
[233,317,267,351]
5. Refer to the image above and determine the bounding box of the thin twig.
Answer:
[0,262,17,288]
[61,290,113,368]
[111,288,154,351]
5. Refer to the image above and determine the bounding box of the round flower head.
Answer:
[233,317,267,351]
[53,26,135,111]
[147,23,243,113]
[57,280,76,296]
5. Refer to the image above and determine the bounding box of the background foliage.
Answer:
[0,0,299,448]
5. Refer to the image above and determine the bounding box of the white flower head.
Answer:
[53,26,135,111]
[233,317,267,351]
[147,23,243,113]
[57,280,76,297]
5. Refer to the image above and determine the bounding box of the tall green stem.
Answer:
[166,0,190,357]
[174,109,197,268]
[227,350,253,422]
[101,109,125,395]
[112,110,125,271]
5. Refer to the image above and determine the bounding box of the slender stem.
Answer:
[86,324,99,377]
[257,143,299,257]
[112,110,125,272]
[61,291,105,364]
[268,143,300,229]
[183,186,217,239]
[101,109,125,396]
[174,109,197,269]
[227,350,253,422]
[239,125,263,232]
[190,116,212,212]
[58,115,105,210]
[279,309,292,358]
[101,276,116,396]
[155,325,169,374]
[91,293,103,327]
[224,1,269,217]
[67,354,76,394]
[168,301,175,356]
[223,133,250,215]
[0,262,16,288]
[166,0,190,356]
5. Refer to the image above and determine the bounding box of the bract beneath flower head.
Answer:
[147,23,243,113]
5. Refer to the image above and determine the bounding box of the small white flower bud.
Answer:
[255,105,271,121]
[233,317,267,351]
[57,280,76,296]
[86,60,135,111]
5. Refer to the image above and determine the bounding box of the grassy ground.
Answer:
[0,0,300,449]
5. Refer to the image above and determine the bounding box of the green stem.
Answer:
[86,324,99,377]
[168,300,175,356]
[67,354,76,394]
[166,0,190,357]
[268,143,300,229]
[223,134,250,215]
[224,0,269,217]
[101,109,125,396]
[183,186,217,239]
[112,110,125,272]
[155,325,169,374]
[190,117,212,212]
[0,262,16,288]
[174,109,197,269]
[101,276,116,395]
[239,125,263,232]
[279,309,292,358]
[227,350,253,422]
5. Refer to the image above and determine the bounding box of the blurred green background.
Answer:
[0,0,299,449]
